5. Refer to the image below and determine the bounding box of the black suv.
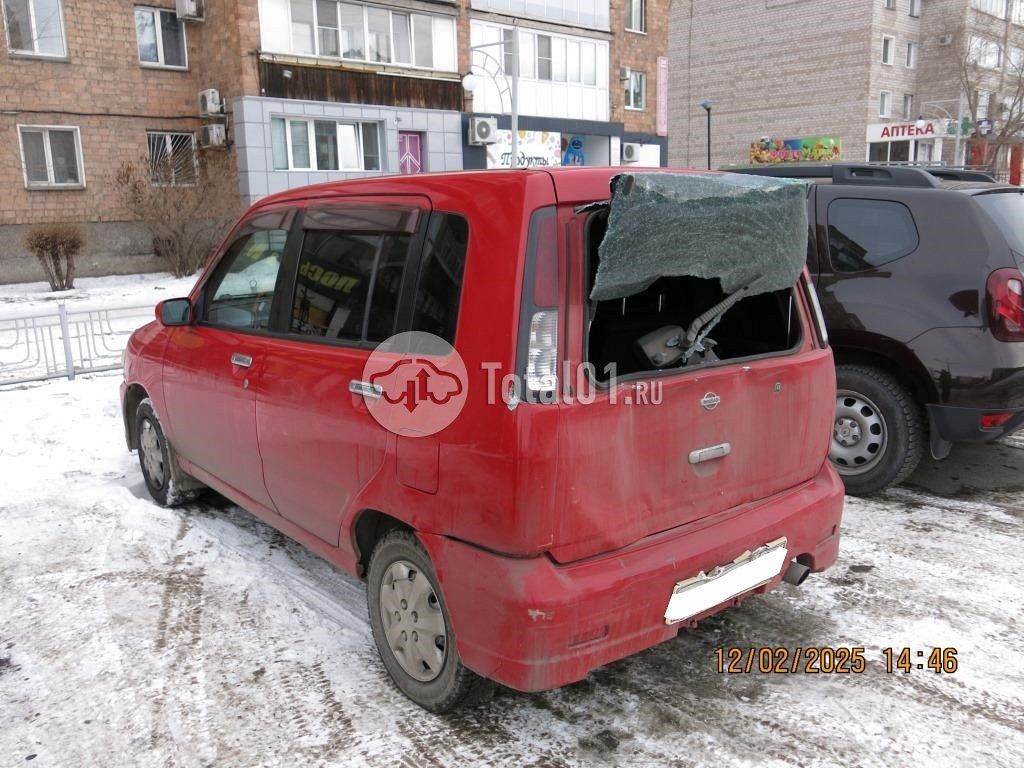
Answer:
[735,164,1024,494]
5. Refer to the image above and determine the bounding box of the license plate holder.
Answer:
[664,537,789,624]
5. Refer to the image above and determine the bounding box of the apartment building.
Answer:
[1,0,668,282]
[668,0,1024,181]
[463,0,668,168]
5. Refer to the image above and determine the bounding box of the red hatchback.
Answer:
[121,168,844,711]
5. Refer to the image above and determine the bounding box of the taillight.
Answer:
[986,268,1024,342]
[519,207,560,399]
[980,412,1014,430]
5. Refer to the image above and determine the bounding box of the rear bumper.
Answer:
[927,403,1024,443]
[420,463,844,692]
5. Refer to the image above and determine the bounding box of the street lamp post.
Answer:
[700,99,713,170]
[463,32,520,168]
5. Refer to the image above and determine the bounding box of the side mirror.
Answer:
[157,298,192,326]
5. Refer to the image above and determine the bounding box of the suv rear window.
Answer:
[827,198,919,272]
[974,191,1024,254]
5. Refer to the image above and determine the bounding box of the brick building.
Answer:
[1,0,668,283]
[669,0,1024,180]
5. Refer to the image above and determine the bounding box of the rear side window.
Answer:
[290,229,415,342]
[410,213,469,344]
[974,191,1024,254]
[827,198,919,272]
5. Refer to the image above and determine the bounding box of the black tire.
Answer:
[367,529,492,712]
[830,365,924,496]
[134,399,204,507]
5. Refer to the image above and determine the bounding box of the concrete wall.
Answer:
[0,221,164,284]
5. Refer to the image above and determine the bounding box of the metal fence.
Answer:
[0,303,153,386]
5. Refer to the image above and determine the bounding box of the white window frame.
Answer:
[884,0,895,9]
[135,6,189,69]
[2,0,67,58]
[626,0,645,33]
[976,90,992,119]
[972,0,1008,18]
[903,93,914,119]
[147,131,198,186]
[906,41,918,68]
[881,35,895,65]
[273,116,381,172]
[879,90,892,117]
[625,70,646,111]
[969,35,1003,68]
[271,0,456,72]
[909,0,922,16]
[1014,0,1024,24]
[17,124,85,189]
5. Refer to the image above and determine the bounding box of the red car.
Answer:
[121,168,844,711]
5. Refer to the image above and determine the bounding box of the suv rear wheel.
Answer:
[830,365,924,496]
[367,529,492,712]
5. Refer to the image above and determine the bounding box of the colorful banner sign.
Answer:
[561,135,585,166]
[486,130,562,169]
[750,136,842,164]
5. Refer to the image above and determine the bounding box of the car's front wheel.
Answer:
[135,399,204,507]
[367,529,492,712]
[830,365,924,496]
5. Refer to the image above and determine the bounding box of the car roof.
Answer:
[249,166,695,211]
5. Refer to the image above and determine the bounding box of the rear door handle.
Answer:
[231,352,253,368]
[688,442,731,465]
[349,380,383,399]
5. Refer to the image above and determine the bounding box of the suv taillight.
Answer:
[986,268,1024,342]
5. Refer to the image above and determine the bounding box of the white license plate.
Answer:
[664,537,789,624]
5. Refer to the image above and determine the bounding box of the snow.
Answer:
[0,273,197,318]
[1,275,1023,767]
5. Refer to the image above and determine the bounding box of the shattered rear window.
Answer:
[591,172,809,302]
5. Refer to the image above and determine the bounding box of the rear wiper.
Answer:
[681,284,754,362]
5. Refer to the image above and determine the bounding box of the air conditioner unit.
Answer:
[199,123,227,148]
[468,117,498,145]
[621,142,641,163]
[938,33,954,46]
[619,67,631,81]
[175,0,204,21]
[198,88,223,117]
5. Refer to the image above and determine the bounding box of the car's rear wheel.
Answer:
[135,399,203,507]
[830,365,924,496]
[367,529,492,712]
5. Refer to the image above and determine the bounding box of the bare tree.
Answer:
[115,147,245,278]
[958,30,1024,173]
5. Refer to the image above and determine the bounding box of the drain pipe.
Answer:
[783,560,811,586]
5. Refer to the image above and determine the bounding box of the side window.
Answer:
[204,229,288,329]
[290,229,415,342]
[827,198,919,272]
[410,213,468,344]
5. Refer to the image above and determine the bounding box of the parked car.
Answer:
[120,168,844,711]
[734,163,1024,494]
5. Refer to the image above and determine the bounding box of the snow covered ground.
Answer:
[1,276,1023,767]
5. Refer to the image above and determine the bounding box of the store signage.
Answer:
[866,119,949,142]
[749,136,842,164]
[656,57,669,137]
[486,130,562,169]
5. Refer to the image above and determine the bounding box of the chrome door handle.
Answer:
[688,442,731,465]
[231,352,253,368]
[349,380,383,399]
